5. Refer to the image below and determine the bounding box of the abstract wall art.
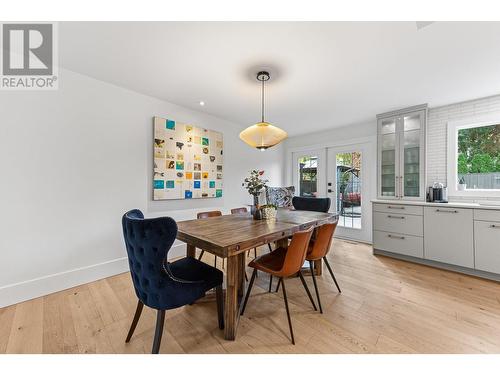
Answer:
[153,116,223,200]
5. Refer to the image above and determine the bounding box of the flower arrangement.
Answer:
[242,170,269,219]
[242,170,268,203]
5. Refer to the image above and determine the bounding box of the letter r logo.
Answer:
[2,24,53,75]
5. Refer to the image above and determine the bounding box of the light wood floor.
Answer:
[2,239,500,354]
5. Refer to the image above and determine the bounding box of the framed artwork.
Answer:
[153,116,223,200]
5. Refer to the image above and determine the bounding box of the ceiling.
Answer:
[60,22,500,136]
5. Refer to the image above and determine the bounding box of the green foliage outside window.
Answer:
[457,124,500,174]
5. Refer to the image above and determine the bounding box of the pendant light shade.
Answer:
[239,121,288,150]
[239,71,287,150]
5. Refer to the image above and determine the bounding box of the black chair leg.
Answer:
[214,256,217,268]
[152,309,166,354]
[198,250,205,261]
[125,300,144,342]
[281,278,295,345]
[268,243,273,252]
[309,261,323,314]
[275,278,282,293]
[241,269,257,315]
[298,271,317,311]
[215,285,224,329]
[323,256,341,293]
[254,248,257,258]
[268,274,273,292]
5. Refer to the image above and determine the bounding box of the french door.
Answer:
[292,149,326,198]
[327,143,372,242]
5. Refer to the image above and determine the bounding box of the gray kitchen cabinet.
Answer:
[423,207,474,268]
[377,105,427,200]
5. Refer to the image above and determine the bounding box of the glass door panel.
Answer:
[402,114,422,198]
[336,152,362,229]
[297,155,318,197]
[380,118,397,197]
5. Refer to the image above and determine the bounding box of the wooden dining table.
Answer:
[176,208,338,340]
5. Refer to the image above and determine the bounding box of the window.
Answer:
[447,116,500,196]
[457,124,500,189]
[298,156,318,197]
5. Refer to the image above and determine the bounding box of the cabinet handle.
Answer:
[435,209,458,213]
[387,206,405,209]
[388,234,405,240]
[490,224,500,229]
[387,215,405,219]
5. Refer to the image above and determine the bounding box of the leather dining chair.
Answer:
[292,196,331,213]
[121,209,224,354]
[241,227,317,345]
[267,197,331,293]
[197,211,223,268]
[305,222,341,313]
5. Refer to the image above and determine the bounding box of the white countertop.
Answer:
[371,199,500,210]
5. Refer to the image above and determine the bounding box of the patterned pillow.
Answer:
[265,186,295,208]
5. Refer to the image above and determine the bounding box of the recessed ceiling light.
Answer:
[199,101,205,106]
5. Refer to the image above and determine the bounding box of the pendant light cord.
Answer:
[261,76,265,123]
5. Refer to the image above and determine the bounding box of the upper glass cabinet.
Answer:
[377,106,427,200]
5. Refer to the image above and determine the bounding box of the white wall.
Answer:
[427,94,500,199]
[0,68,284,307]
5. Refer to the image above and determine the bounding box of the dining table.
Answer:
[176,208,338,340]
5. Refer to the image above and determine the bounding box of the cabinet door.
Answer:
[423,207,474,268]
[378,117,399,199]
[474,221,500,274]
[400,110,425,200]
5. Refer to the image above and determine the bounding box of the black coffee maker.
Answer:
[427,182,448,203]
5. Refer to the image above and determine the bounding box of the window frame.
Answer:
[447,113,500,197]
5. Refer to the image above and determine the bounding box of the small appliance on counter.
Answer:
[427,182,448,203]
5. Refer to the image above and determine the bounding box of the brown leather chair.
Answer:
[197,211,222,267]
[305,222,341,313]
[241,227,317,344]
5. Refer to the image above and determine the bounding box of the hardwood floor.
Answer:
[2,239,500,353]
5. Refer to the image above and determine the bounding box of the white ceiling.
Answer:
[60,22,500,136]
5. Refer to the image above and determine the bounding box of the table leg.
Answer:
[186,243,196,258]
[276,238,289,250]
[224,254,240,340]
[313,259,323,276]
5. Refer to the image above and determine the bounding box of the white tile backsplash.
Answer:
[426,93,500,202]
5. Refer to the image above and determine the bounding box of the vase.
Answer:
[251,195,261,220]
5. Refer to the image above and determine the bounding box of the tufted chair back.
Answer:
[292,197,331,213]
[122,209,179,310]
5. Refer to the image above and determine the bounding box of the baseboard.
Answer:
[0,242,187,308]
[373,248,500,283]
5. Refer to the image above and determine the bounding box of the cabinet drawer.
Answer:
[373,230,424,258]
[474,209,500,223]
[373,211,423,236]
[373,203,423,216]
[474,221,500,274]
[423,207,474,268]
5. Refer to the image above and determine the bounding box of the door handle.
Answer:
[490,224,500,229]
[435,209,458,213]
[387,215,405,219]
[328,189,333,193]
[387,206,405,210]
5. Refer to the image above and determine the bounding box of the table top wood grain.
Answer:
[177,208,337,257]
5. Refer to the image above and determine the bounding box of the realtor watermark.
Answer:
[0,22,58,90]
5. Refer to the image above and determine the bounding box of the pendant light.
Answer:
[239,71,287,150]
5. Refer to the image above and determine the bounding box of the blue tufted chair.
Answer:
[121,209,224,354]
